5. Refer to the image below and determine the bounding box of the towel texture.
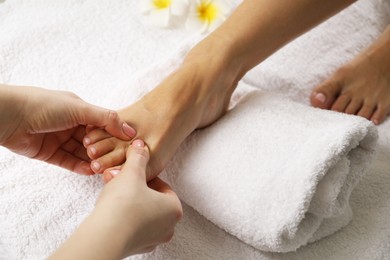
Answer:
[115,53,378,252]
[0,0,389,259]
[167,88,378,252]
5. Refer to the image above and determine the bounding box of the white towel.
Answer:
[114,52,378,252]
[0,0,389,259]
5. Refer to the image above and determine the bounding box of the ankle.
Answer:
[182,40,245,127]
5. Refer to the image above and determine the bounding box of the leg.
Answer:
[84,42,242,180]
[311,25,390,125]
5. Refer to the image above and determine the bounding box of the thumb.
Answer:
[78,103,136,140]
[119,139,150,182]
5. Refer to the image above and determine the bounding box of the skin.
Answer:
[311,25,390,125]
[50,141,182,259]
[84,0,358,181]
[0,85,182,258]
[0,84,136,175]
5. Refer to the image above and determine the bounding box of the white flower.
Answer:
[186,0,230,34]
[139,0,189,28]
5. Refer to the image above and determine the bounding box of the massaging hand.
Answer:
[0,85,136,175]
[51,140,183,259]
[97,140,183,256]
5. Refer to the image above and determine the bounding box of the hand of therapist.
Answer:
[51,140,183,259]
[0,85,136,175]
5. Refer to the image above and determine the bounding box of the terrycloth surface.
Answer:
[0,0,389,259]
[115,55,378,252]
[166,87,378,252]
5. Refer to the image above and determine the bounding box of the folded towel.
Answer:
[115,54,378,252]
[0,0,387,258]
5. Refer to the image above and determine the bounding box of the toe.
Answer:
[87,137,123,159]
[370,104,389,125]
[331,94,351,112]
[83,129,112,147]
[357,101,376,120]
[344,98,363,115]
[91,148,127,174]
[311,78,342,109]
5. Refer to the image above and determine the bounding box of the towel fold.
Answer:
[0,0,386,257]
[116,55,378,252]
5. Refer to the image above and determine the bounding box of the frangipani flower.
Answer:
[139,0,189,28]
[186,0,230,34]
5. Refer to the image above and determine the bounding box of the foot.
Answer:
[310,26,390,125]
[84,46,242,180]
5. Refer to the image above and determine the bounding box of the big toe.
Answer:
[311,79,341,110]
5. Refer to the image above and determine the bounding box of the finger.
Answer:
[147,177,183,221]
[147,177,177,196]
[46,149,94,175]
[85,125,97,134]
[61,138,90,162]
[72,126,87,143]
[119,139,149,182]
[77,103,136,140]
[103,166,122,183]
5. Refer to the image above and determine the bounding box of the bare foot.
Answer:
[84,41,242,180]
[310,25,390,125]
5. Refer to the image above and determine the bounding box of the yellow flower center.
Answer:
[197,1,219,23]
[152,0,172,9]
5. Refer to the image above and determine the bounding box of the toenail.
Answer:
[92,161,101,171]
[314,93,326,103]
[89,147,97,155]
[84,137,91,146]
[109,169,121,175]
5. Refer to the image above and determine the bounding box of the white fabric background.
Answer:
[0,0,389,259]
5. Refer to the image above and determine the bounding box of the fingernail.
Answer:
[122,123,136,138]
[109,169,121,175]
[89,146,96,155]
[84,137,91,146]
[92,161,101,171]
[132,139,144,148]
[373,119,379,125]
[314,93,326,103]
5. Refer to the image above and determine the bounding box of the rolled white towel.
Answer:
[164,83,378,252]
[116,57,377,252]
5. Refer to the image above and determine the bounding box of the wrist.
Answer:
[51,205,136,260]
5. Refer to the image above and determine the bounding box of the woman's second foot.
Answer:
[310,26,390,125]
